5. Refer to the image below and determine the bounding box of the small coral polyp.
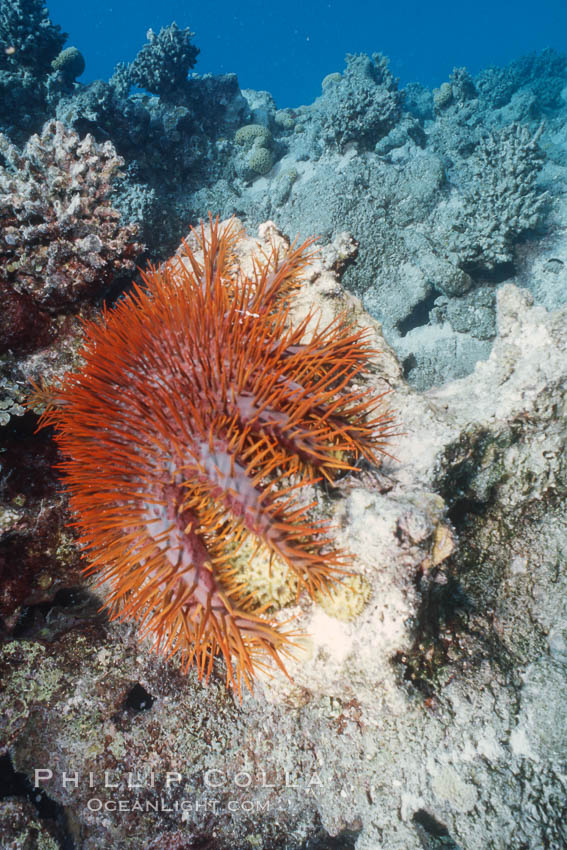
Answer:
[33,217,393,695]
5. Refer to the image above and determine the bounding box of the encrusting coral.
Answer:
[30,217,395,696]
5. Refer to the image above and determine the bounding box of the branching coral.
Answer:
[448,123,549,273]
[0,120,142,351]
[129,22,199,97]
[319,53,402,151]
[31,217,395,696]
[477,48,567,110]
[0,0,66,74]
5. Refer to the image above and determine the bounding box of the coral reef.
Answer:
[0,400,85,632]
[50,45,85,81]
[0,374,26,426]
[1,14,567,845]
[0,4,565,389]
[51,69,249,252]
[0,798,60,849]
[236,144,275,181]
[31,218,394,695]
[446,122,549,273]
[233,121,276,179]
[246,144,274,175]
[1,4,567,843]
[477,47,567,109]
[433,66,477,113]
[3,222,567,850]
[0,119,142,351]
[0,0,70,140]
[0,0,66,74]
[234,123,272,148]
[128,22,199,97]
[318,52,403,151]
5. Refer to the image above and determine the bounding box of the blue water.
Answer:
[48,0,566,108]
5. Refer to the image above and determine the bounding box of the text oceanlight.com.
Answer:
[86,797,270,813]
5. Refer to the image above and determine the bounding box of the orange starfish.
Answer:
[31,217,394,697]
